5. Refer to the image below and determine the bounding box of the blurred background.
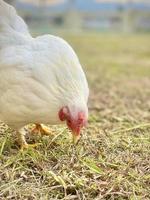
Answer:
[5,0,150,34]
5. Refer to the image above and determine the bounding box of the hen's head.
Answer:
[59,105,88,144]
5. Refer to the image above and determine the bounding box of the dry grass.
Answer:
[0,33,150,200]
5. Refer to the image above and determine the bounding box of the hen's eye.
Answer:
[68,119,71,124]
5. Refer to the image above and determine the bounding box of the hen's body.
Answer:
[0,34,88,128]
[0,0,89,147]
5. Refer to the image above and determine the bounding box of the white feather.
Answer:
[0,0,89,129]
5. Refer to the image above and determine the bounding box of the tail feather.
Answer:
[0,0,30,35]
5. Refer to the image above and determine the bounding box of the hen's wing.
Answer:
[0,43,55,128]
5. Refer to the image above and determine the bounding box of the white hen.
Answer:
[0,0,89,149]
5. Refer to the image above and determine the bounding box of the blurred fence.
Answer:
[6,0,150,32]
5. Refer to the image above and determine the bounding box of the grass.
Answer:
[0,33,150,200]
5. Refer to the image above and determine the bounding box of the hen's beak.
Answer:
[72,133,80,144]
